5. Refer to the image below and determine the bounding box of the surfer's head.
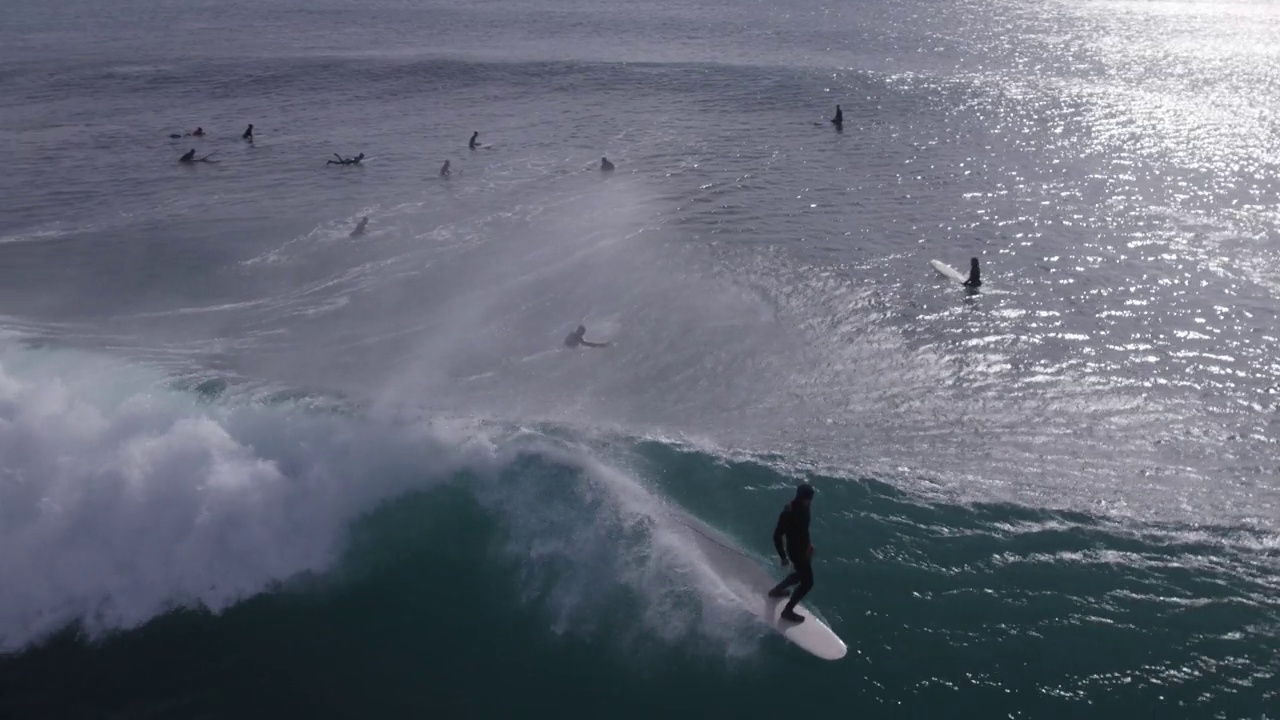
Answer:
[575,325,586,336]
[795,483,815,504]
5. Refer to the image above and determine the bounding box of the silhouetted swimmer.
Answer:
[193,127,205,137]
[440,160,451,177]
[242,124,254,141]
[831,104,843,126]
[963,257,981,288]
[469,131,479,150]
[349,216,368,238]
[327,153,365,166]
[564,325,610,349]
[600,157,615,172]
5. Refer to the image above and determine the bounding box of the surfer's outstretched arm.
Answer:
[581,340,610,348]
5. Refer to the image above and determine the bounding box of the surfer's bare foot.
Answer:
[781,609,804,623]
[768,587,791,599]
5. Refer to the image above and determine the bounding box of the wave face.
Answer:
[0,346,1276,718]
[3,0,1280,716]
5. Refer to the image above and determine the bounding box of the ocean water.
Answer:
[2,0,1279,716]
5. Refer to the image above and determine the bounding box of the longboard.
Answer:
[673,511,847,660]
[929,259,967,283]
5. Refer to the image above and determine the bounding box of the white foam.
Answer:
[0,342,496,652]
[470,439,769,657]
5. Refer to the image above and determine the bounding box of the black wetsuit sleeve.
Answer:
[773,505,791,561]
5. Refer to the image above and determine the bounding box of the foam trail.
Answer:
[0,342,498,652]
[471,438,770,656]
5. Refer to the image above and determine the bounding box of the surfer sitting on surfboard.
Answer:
[964,257,981,288]
[564,325,609,348]
[769,483,816,624]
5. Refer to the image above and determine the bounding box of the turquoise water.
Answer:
[2,0,1279,716]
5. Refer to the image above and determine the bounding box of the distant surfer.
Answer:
[769,483,816,623]
[600,157,615,172]
[242,124,254,142]
[440,160,451,177]
[564,325,609,349]
[193,127,205,137]
[349,216,368,237]
[179,149,217,164]
[469,131,480,150]
[328,152,364,166]
[963,257,981,288]
[831,104,843,127]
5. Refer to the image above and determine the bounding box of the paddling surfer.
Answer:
[564,325,609,348]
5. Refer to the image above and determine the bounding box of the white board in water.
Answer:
[930,259,966,283]
[673,512,848,661]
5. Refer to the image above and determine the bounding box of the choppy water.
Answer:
[2,0,1279,717]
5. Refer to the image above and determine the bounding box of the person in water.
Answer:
[600,157,615,172]
[328,153,365,166]
[179,149,217,163]
[192,127,205,137]
[349,216,368,237]
[769,483,816,623]
[440,160,451,177]
[242,124,254,141]
[832,104,843,126]
[469,131,479,150]
[963,257,981,288]
[564,325,609,348]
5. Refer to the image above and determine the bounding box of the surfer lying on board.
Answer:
[564,325,609,348]
[769,483,816,623]
[328,153,365,166]
[179,149,218,163]
[964,257,981,288]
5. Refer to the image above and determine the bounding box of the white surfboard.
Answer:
[673,512,847,661]
[930,259,966,282]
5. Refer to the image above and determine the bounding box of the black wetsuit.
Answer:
[964,264,982,288]
[772,500,813,609]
